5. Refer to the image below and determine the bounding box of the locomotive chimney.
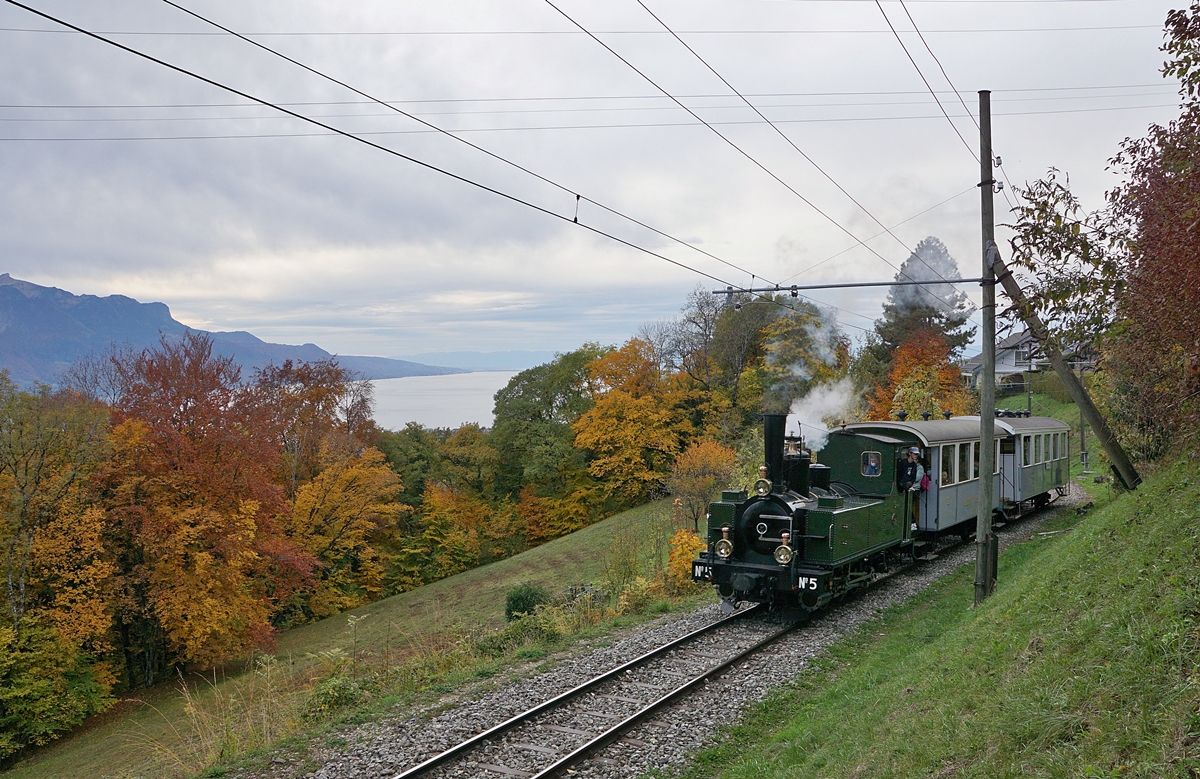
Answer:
[763,413,786,489]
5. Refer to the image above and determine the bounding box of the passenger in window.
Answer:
[863,452,881,476]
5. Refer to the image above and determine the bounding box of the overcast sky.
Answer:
[0,0,1184,359]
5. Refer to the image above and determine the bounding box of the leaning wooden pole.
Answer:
[989,245,1142,490]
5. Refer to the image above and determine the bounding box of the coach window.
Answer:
[1022,435,1031,466]
[1001,437,1015,456]
[1052,433,1060,460]
[941,444,955,484]
[995,438,1001,473]
[861,451,882,477]
[1035,435,1042,463]
[959,442,971,483]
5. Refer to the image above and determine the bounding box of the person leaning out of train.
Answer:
[899,446,925,530]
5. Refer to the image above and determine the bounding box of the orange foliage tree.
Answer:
[667,440,737,532]
[867,330,975,421]
[573,340,697,509]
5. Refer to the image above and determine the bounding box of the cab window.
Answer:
[861,451,882,477]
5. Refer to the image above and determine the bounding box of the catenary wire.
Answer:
[1,83,1175,111]
[1,102,1177,141]
[634,0,996,307]
[3,0,888,332]
[540,0,969,316]
[154,0,772,288]
[1,89,1175,120]
[894,0,1018,209]
[0,0,748,292]
[0,23,1166,36]
[875,0,978,164]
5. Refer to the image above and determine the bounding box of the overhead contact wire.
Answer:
[157,0,768,286]
[1,0,740,290]
[632,0,970,315]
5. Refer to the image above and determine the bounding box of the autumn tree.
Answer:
[867,330,975,421]
[104,333,313,677]
[287,446,404,619]
[573,340,696,508]
[0,381,108,627]
[667,440,737,532]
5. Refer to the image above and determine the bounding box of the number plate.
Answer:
[692,562,711,581]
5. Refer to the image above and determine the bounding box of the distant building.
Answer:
[961,329,1095,390]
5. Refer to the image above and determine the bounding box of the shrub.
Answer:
[505,582,552,622]
[302,675,365,722]
[474,608,564,658]
[667,528,707,593]
[617,577,664,615]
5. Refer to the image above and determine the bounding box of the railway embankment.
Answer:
[684,455,1200,778]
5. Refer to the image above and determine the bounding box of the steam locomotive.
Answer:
[692,412,1070,612]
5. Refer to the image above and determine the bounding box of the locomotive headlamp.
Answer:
[774,530,794,565]
[753,465,772,497]
[715,526,734,559]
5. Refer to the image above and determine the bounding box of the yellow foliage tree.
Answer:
[667,528,706,592]
[288,446,404,618]
[29,504,114,656]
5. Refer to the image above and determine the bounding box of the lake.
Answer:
[371,371,519,430]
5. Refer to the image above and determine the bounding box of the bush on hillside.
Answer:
[504,582,552,622]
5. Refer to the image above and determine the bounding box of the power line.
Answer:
[2,89,1174,120]
[1,83,1175,111]
[540,0,974,315]
[154,0,783,294]
[0,23,1165,36]
[874,0,978,164]
[0,0,746,292]
[634,0,1001,309]
[3,0,890,335]
[894,0,1019,210]
[1,101,1177,141]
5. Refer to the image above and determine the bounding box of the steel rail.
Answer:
[529,616,805,778]
[388,604,763,779]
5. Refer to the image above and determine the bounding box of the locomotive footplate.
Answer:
[693,557,830,597]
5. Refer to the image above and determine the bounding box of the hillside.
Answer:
[0,274,464,384]
[0,500,692,779]
[685,456,1200,777]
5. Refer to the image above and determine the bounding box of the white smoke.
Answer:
[787,377,857,452]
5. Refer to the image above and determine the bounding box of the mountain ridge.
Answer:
[0,274,464,385]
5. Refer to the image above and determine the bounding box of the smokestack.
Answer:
[763,414,786,488]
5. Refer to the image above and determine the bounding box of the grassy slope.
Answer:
[687,455,1200,778]
[2,500,684,779]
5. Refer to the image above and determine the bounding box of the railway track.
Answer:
[387,605,799,779]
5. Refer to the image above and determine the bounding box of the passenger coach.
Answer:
[830,413,1070,536]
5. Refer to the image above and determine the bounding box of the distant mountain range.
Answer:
[393,350,557,371]
[0,274,465,385]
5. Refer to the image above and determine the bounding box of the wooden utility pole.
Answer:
[976,91,998,604]
[989,249,1142,490]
